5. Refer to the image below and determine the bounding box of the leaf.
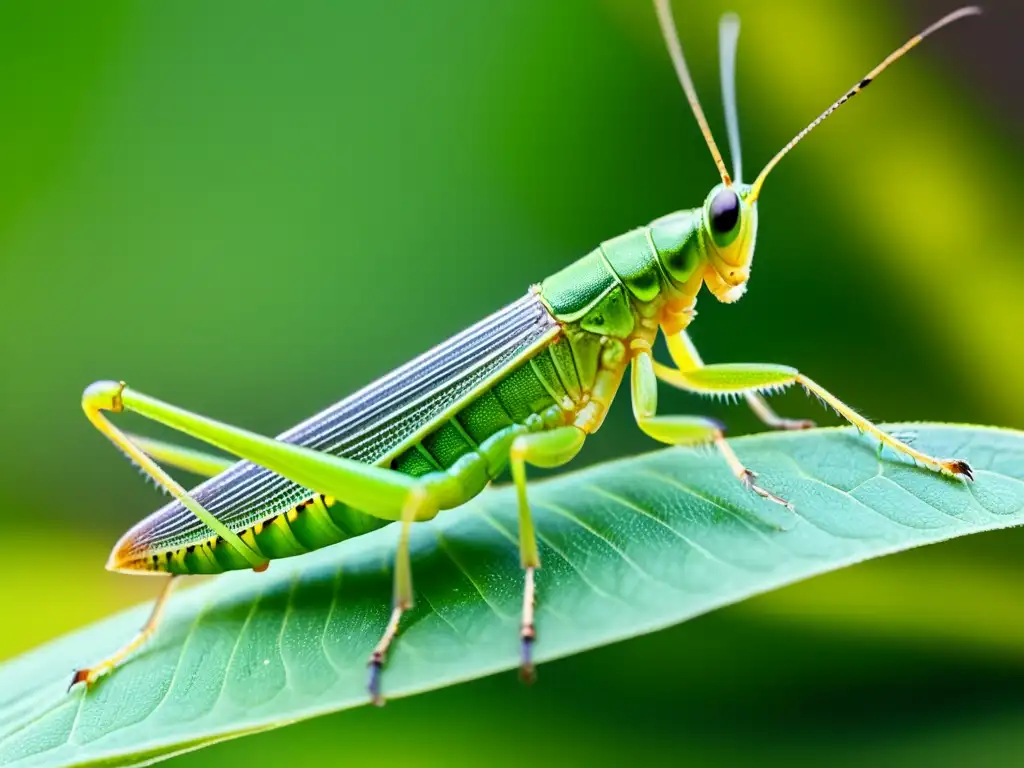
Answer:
[2,424,1023,768]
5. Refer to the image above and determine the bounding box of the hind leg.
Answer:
[70,575,180,689]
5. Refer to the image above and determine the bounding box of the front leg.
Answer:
[632,345,791,508]
[665,330,814,431]
[651,357,973,480]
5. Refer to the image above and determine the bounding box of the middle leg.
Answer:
[509,425,587,682]
[365,453,488,706]
[632,343,791,507]
[367,486,435,707]
[366,424,585,702]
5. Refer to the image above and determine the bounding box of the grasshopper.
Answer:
[72,2,979,704]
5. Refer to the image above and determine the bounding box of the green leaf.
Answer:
[2,424,1022,768]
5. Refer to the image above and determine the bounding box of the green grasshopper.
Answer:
[72,2,979,704]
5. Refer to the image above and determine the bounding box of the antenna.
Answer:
[748,6,981,203]
[719,13,743,184]
[653,0,732,186]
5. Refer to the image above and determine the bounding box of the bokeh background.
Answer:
[1,0,1022,765]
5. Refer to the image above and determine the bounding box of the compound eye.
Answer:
[709,189,740,234]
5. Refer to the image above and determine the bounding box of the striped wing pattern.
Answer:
[122,291,558,555]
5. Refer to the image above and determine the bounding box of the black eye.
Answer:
[709,189,740,234]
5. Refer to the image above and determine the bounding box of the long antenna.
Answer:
[718,13,743,184]
[748,5,981,203]
[654,0,732,186]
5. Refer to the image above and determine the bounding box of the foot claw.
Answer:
[519,629,536,685]
[68,665,107,692]
[942,459,974,482]
[68,668,91,692]
[367,654,385,707]
[739,470,794,510]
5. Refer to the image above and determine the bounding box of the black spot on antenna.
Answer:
[858,77,873,89]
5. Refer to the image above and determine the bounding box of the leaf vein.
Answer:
[583,484,739,570]
[540,501,686,596]
[434,531,515,623]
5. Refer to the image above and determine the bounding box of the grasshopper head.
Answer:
[653,1,978,304]
[701,183,757,304]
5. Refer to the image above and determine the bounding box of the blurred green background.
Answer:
[1,0,1022,765]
